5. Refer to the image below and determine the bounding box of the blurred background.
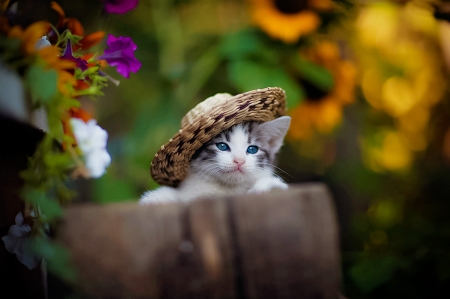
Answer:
[10,0,450,298]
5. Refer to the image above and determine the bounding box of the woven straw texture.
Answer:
[151,87,287,187]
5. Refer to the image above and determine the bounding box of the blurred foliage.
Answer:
[75,0,450,297]
[94,0,355,196]
[1,0,140,283]
[86,0,450,297]
[6,0,450,297]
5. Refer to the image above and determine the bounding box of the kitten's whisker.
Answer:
[248,171,261,182]
[200,168,219,182]
[257,163,293,178]
[246,169,266,180]
[249,168,286,182]
[201,166,223,182]
[200,167,220,176]
[205,170,222,182]
[196,164,221,173]
[196,170,215,181]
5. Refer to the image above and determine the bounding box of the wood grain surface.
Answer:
[57,183,340,299]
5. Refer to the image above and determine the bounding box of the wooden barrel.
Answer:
[57,183,340,299]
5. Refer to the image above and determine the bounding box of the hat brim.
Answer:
[150,87,287,187]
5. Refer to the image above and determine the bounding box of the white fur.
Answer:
[140,116,291,204]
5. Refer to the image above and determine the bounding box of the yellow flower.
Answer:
[49,1,105,50]
[248,0,332,43]
[289,98,342,140]
[356,1,446,156]
[37,46,76,95]
[356,2,445,114]
[8,21,49,54]
[288,41,357,140]
[7,20,76,95]
[362,130,413,172]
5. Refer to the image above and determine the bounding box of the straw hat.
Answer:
[151,87,287,187]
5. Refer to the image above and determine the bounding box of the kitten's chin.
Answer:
[190,166,254,186]
[216,169,253,186]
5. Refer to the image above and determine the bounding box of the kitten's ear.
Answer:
[256,116,291,153]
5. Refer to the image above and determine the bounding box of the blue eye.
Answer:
[216,142,229,151]
[247,145,259,154]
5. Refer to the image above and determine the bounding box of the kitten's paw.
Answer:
[139,186,178,205]
[248,177,288,195]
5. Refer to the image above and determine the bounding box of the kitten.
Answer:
[139,116,291,204]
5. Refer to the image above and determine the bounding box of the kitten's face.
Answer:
[190,116,291,186]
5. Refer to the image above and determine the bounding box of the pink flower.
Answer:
[100,34,141,78]
[102,0,138,14]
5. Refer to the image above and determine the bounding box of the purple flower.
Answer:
[2,212,42,270]
[61,40,88,71]
[100,34,141,78]
[101,0,138,14]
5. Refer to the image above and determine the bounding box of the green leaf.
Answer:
[220,29,278,63]
[22,189,63,221]
[349,255,403,292]
[175,45,221,103]
[330,161,384,198]
[369,200,403,228]
[79,65,100,77]
[221,30,263,58]
[44,152,73,170]
[32,237,77,283]
[60,96,81,110]
[292,55,334,92]
[38,198,64,220]
[228,59,304,108]
[0,36,21,52]
[73,86,105,97]
[26,64,58,104]
[93,172,138,203]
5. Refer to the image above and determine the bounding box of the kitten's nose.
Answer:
[233,158,245,166]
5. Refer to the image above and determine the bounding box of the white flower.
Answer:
[70,118,112,178]
[85,147,112,178]
[2,212,42,269]
[34,36,51,50]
